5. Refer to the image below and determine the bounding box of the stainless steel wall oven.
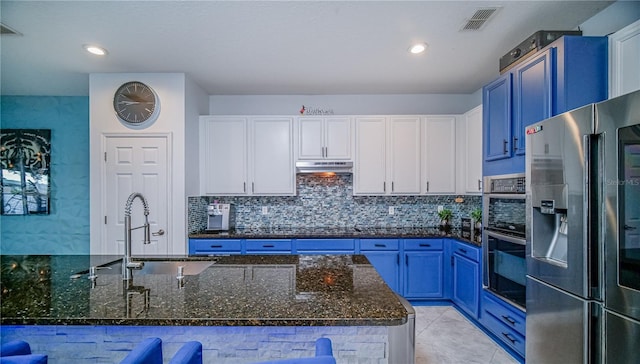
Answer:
[483,173,527,309]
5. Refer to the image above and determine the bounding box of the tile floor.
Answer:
[413,305,519,364]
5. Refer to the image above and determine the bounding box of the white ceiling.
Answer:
[0,1,620,96]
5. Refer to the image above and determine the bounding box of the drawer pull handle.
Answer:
[374,244,386,248]
[459,248,467,254]
[501,315,516,325]
[263,244,275,248]
[502,332,517,344]
[419,244,431,247]
[210,245,223,248]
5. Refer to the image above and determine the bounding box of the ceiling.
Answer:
[0,1,619,96]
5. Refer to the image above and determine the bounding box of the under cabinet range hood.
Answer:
[295,161,353,174]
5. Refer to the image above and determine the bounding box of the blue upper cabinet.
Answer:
[483,73,513,162]
[483,35,607,177]
[512,48,554,156]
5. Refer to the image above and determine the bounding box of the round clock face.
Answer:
[113,81,159,126]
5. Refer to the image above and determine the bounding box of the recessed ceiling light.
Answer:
[83,44,108,56]
[409,42,428,55]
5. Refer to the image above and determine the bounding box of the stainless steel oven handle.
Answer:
[484,230,526,246]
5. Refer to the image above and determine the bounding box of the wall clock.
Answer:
[113,81,160,127]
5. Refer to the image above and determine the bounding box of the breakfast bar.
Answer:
[0,254,413,363]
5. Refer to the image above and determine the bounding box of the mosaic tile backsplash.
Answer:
[188,174,481,234]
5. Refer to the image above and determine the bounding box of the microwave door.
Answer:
[525,105,595,299]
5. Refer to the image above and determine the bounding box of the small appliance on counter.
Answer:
[206,202,235,231]
[461,218,472,240]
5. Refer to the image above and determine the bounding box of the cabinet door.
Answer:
[404,251,444,298]
[389,117,421,194]
[325,117,352,159]
[298,117,324,159]
[423,116,456,194]
[464,106,483,193]
[452,253,480,319]
[250,117,294,195]
[483,74,512,161]
[200,117,247,195]
[354,117,387,194]
[513,48,553,156]
[363,252,400,293]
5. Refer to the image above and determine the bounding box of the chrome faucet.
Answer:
[122,192,151,280]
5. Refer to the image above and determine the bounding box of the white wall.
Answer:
[89,73,190,255]
[579,1,640,36]
[209,93,480,115]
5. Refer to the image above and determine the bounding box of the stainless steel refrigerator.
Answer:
[525,89,640,363]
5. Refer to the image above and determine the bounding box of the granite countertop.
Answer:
[190,226,481,247]
[0,254,408,327]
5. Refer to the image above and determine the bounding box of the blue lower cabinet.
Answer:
[481,290,526,359]
[189,238,242,255]
[361,239,400,293]
[245,239,292,254]
[452,252,480,319]
[403,239,444,299]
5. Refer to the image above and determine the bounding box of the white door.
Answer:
[104,135,169,255]
[389,117,421,194]
[298,117,324,159]
[325,117,352,159]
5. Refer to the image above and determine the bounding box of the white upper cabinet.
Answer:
[389,117,421,194]
[200,116,248,195]
[422,116,456,194]
[298,117,351,160]
[462,106,483,194]
[200,116,295,196]
[609,19,640,98]
[354,117,387,194]
[354,116,421,195]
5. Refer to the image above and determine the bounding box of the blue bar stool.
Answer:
[0,340,48,364]
[120,337,163,364]
[169,341,202,364]
[252,338,336,364]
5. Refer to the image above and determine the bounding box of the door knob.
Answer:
[152,229,165,236]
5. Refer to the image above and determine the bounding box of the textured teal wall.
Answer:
[1,96,90,254]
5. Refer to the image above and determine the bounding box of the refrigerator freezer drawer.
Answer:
[526,276,599,364]
[604,310,640,363]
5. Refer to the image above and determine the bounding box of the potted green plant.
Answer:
[471,208,482,229]
[437,208,453,226]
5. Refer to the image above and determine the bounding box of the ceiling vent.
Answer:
[461,7,499,31]
[0,23,21,35]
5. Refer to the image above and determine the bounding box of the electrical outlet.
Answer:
[437,205,444,212]
[389,206,395,215]
[261,206,269,215]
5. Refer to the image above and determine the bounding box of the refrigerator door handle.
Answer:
[624,224,637,230]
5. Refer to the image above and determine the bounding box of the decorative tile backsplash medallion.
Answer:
[188,174,481,234]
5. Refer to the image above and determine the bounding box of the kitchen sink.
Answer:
[137,260,213,275]
[71,259,214,279]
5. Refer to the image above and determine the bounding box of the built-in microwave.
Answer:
[482,173,527,310]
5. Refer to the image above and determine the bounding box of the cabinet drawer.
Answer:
[483,292,526,336]
[246,239,292,253]
[482,308,526,356]
[189,239,242,254]
[451,240,480,262]
[403,239,443,251]
[295,239,355,252]
[360,239,399,251]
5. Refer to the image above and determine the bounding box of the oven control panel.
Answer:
[489,176,526,194]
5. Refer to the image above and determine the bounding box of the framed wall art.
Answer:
[0,129,51,215]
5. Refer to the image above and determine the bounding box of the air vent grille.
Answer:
[0,23,21,35]
[461,7,499,31]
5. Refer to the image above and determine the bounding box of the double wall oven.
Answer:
[482,173,527,309]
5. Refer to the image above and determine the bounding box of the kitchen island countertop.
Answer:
[0,254,409,327]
